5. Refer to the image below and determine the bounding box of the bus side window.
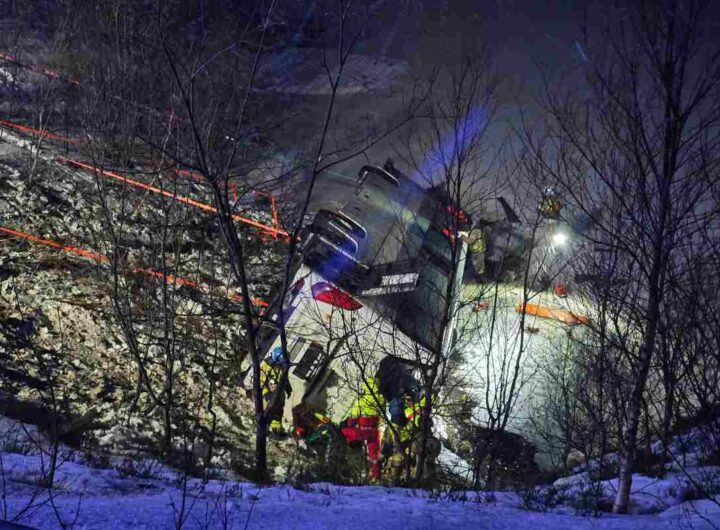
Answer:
[293,343,327,381]
[288,337,307,362]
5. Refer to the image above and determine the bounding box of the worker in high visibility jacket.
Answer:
[406,394,442,482]
[463,227,486,276]
[340,378,386,481]
[260,347,292,435]
[539,187,562,219]
[385,393,441,483]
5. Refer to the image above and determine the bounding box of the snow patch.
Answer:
[0,67,14,83]
[0,446,719,529]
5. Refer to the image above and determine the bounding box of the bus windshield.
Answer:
[374,221,458,352]
[307,164,463,354]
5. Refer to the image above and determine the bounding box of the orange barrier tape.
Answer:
[0,107,286,241]
[253,191,281,235]
[270,195,280,234]
[174,169,238,205]
[0,225,268,308]
[0,51,80,85]
[0,119,285,239]
[173,169,275,231]
[174,168,204,182]
[516,302,589,325]
[59,157,290,240]
[132,268,268,308]
[0,118,81,145]
[0,226,108,263]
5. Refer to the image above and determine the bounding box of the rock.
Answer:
[566,449,585,468]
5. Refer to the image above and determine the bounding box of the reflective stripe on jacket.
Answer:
[402,395,429,439]
[404,395,426,424]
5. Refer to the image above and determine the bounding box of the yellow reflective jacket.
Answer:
[348,378,386,418]
[465,228,486,254]
[404,395,426,427]
[260,360,282,397]
[400,395,430,441]
[383,395,431,443]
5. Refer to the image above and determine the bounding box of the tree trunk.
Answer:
[612,307,660,513]
[614,430,637,513]
[661,385,674,467]
[255,408,269,482]
[414,373,435,483]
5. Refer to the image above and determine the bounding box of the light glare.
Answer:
[552,232,568,246]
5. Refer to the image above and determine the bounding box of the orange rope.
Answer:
[61,157,290,240]
[0,226,108,263]
[0,51,80,85]
[173,170,279,238]
[0,114,288,243]
[131,268,267,307]
[0,118,81,145]
[270,194,280,237]
[174,168,204,182]
[0,225,268,308]
[253,191,281,239]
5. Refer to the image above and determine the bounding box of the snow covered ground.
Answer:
[1,445,719,530]
[258,50,409,95]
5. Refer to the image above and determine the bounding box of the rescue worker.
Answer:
[385,392,441,484]
[260,347,292,436]
[404,394,442,483]
[340,377,385,481]
[461,227,486,277]
[383,403,410,484]
[539,187,562,219]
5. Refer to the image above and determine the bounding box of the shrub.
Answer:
[568,484,604,516]
[677,471,720,502]
[516,484,569,512]
[115,456,166,480]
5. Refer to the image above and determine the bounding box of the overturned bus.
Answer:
[256,164,467,423]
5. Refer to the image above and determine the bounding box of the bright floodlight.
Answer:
[552,232,568,246]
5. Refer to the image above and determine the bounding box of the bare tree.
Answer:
[379,49,512,484]
[119,0,425,480]
[522,0,720,513]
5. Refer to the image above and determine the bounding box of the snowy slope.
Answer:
[1,448,719,530]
